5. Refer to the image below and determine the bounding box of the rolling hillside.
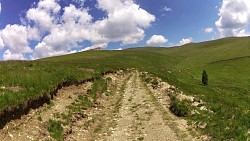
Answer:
[0,37,250,140]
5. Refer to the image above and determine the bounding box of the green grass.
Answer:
[48,119,64,141]
[88,78,108,102]
[169,98,190,117]
[0,37,250,140]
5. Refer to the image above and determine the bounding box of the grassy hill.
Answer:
[0,37,250,140]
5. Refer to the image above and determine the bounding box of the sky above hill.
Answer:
[0,0,249,60]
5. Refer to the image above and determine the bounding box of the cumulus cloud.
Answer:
[95,0,155,45]
[0,0,156,60]
[215,0,250,37]
[204,27,213,33]
[179,37,192,45]
[1,24,33,53]
[32,4,95,59]
[146,35,168,46]
[0,37,4,50]
[32,0,155,58]
[26,0,61,33]
[32,41,75,59]
[3,50,25,60]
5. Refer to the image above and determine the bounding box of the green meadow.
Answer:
[0,36,250,140]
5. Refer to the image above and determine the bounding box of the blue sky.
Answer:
[0,0,249,60]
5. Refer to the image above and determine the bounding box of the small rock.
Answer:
[200,106,207,111]
[198,122,207,129]
[9,133,13,138]
[169,85,176,91]
[192,102,201,107]
[191,110,200,115]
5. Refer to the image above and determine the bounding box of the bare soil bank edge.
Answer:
[0,70,118,129]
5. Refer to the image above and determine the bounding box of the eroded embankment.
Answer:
[0,69,128,141]
[0,70,116,129]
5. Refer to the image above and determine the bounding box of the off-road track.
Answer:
[0,70,203,141]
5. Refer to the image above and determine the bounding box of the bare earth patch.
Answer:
[0,86,22,92]
[0,83,91,141]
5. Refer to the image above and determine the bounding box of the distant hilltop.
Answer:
[91,47,103,50]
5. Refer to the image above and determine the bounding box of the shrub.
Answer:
[202,70,208,86]
[170,99,190,117]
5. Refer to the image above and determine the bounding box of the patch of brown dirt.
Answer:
[78,68,96,73]
[0,83,91,141]
[0,86,22,92]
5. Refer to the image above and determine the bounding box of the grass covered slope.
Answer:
[0,37,249,139]
[132,37,250,140]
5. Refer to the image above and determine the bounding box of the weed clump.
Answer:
[106,77,112,82]
[87,78,107,102]
[48,119,64,141]
[169,96,190,117]
[151,79,159,89]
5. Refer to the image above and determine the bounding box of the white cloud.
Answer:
[1,24,33,53]
[26,0,61,33]
[94,0,155,45]
[32,42,69,59]
[146,35,168,46]
[27,27,41,40]
[114,47,123,50]
[0,36,4,50]
[215,0,250,37]
[204,27,214,33]
[32,4,94,58]
[62,4,92,25]
[179,37,192,45]
[3,50,25,60]
[0,0,156,60]
[163,6,172,12]
[0,3,2,14]
[32,0,155,59]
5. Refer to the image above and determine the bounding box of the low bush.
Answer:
[169,99,190,117]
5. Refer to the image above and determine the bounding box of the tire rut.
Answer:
[104,71,180,141]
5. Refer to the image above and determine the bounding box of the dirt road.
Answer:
[104,71,180,141]
[0,70,200,141]
[98,71,199,141]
